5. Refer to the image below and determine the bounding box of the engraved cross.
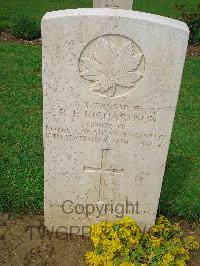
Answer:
[84,149,124,198]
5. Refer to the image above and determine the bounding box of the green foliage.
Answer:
[0,43,43,213]
[86,216,199,266]
[0,25,4,33]
[0,22,10,33]
[176,4,200,44]
[0,0,92,29]
[11,15,40,40]
[0,0,200,29]
[159,57,200,221]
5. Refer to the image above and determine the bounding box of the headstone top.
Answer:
[42,9,189,33]
[93,0,133,10]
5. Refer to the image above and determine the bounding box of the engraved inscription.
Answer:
[45,125,167,147]
[93,0,133,10]
[44,101,169,147]
[105,0,119,8]
[84,149,124,198]
[79,35,145,98]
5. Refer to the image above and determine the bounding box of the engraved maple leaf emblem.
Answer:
[80,36,144,97]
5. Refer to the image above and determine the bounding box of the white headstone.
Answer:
[42,9,189,234]
[93,0,133,9]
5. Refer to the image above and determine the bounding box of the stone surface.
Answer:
[42,9,189,233]
[93,0,133,9]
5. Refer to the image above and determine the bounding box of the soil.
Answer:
[0,30,200,57]
[0,213,92,266]
[0,30,41,46]
[0,213,199,266]
[187,45,200,57]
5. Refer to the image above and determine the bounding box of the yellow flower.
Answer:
[151,223,165,233]
[150,236,162,247]
[85,252,103,266]
[172,237,181,243]
[173,223,181,231]
[120,262,135,266]
[149,252,155,261]
[156,216,171,226]
[85,216,197,266]
[177,247,188,255]
[129,235,141,246]
[163,253,174,263]
[185,235,199,250]
[176,260,186,266]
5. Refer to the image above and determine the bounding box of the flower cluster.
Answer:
[86,216,199,266]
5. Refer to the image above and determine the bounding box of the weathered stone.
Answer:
[93,0,133,9]
[42,9,189,234]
